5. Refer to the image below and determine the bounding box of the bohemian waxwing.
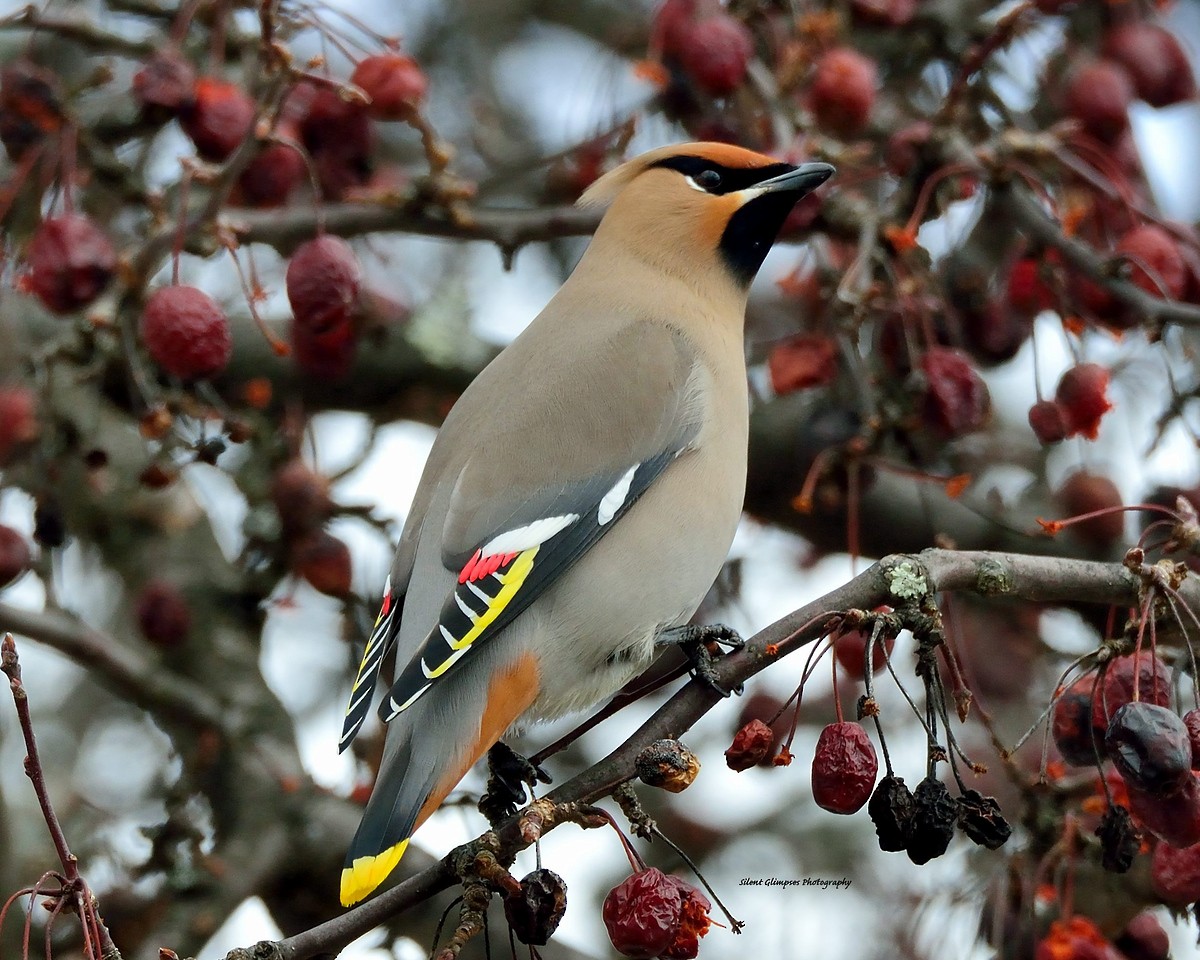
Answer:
[338,141,834,906]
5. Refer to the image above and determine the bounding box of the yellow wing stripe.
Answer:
[340,838,410,906]
[424,547,539,676]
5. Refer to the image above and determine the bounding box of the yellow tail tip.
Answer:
[340,838,410,907]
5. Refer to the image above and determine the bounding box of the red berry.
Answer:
[352,54,427,120]
[733,691,789,767]
[0,525,31,588]
[678,13,752,96]
[919,347,990,438]
[850,0,916,27]
[0,62,64,161]
[135,579,190,647]
[811,721,878,814]
[1152,840,1200,905]
[651,0,696,60]
[884,121,932,177]
[1116,224,1187,299]
[1058,472,1123,549]
[810,48,877,137]
[238,141,306,207]
[1029,399,1070,444]
[291,319,357,381]
[1103,24,1195,108]
[300,87,373,200]
[1055,363,1113,441]
[958,298,1031,365]
[271,460,334,537]
[27,215,117,314]
[1105,702,1193,794]
[1129,773,1200,848]
[1185,709,1200,770]
[0,386,38,465]
[181,77,255,162]
[1006,257,1056,317]
[140,285,232,380]
[767,334,838,394]
[1094,652,1173,734]
[292,530,352,598]
[1064,60,1134,144]
[833,625,895,679]
[659,876,712,960]
[132,48,196,120]
[602,867,682,959]
[725,719,775,771]
[287,235,361,333]
[1115,912,1170,960]
[1052,677,1101,767]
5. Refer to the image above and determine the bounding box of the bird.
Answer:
[337,141,834,907]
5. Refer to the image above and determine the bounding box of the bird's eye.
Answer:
[695,169,722,191]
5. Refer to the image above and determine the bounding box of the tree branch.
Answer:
[0,5,156,57]
[0,602,230,734]
[229,548,1194,960]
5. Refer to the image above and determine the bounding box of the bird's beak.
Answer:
[755,162,836,195]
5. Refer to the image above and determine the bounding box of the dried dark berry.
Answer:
[1115,911,1170,960]
[1095,804,1138,874]
[636,738,700,792]
[270,460,334,537]
[659,876,712,960]
[868,774,914,852]
[1094,653,1172,734]
[136,580,191,648]
[181,77,254,161]
[132,48,196,120]
[1150,839,1200,905]
[919,347,990,438]
[291,530,352,598]
[33,498,65,548]
[503,868,566,947]
[1185,709,1200,771]
[1127,773,1200,848]
[725,719,774,771]
[956,789,1011,849]
[0,62,64,161]
[1052,677,1102,767]
[906,776,957,864]
[27,215,117,314]
[602,867,682,959]
[811,721,878,814]
[1105,702,1193,794]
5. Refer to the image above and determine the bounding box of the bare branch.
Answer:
[0,5,156,57]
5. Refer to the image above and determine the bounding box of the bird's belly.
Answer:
[515,437,746,726]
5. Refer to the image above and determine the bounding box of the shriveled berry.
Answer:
[956,789,1011,849]
[299,87,373,199]
[957,298,1031,365]
[1095,804,1138,874]
[1055,363,1113,441]
[0,62,63,161]
[0,385,37,465]
[810,48,877,137]
[27,215,117,314]
[181,77,255,161]
[503,868,566,947]
[292,530,352,598]
[1127,773,1200,848]
[1064,60,1134,143]
[271,460,334,536]
[636,738,700,793]
[733,691,788,767]
[602,867,682,959]
[140,285,232,380]
[1115,912,1170,960]
[1053,677,1102,767]
[651,0,696,60]
[1185,709,1200,770]
[1150,839,1200,905]
[238,142,306,207]
[1006,257,1056,318]
[659,876,712,960]
[833,625,895,679]
[1116,224,1187,299]
[768,334,838,394]
[678,13,752,97]
[850,0,916,27]
[1094,653,1172,734]
[352,53,427,120]
[1058,472,1124,550]
[868,774,914,852]
[1103,24,1195,108]
[33,498,65,548]
[135,579,190,648]
[906,776,956,864]
[1105,702,1192,794]
[1029,399,1070,445]
[811,721,878,814]
[919,347,990,438]
[291,318,357,381]
[0,525,31,588]
[287,235,361,333]
[132,48,195,120]
[725,719,775,771]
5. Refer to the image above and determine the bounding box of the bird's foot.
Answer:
[656,622,745,697]
[478,741,553,826]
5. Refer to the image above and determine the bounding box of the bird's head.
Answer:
[579,142,834,288]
